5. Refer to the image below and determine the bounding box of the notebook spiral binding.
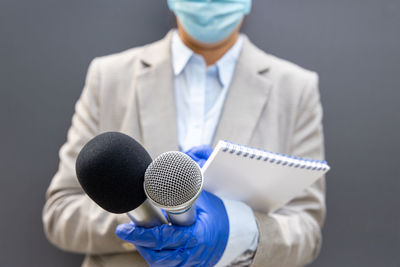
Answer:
[222,141,329,172]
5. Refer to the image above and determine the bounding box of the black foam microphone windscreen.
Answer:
[76,132,152,214]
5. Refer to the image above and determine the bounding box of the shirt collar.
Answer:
[215,36,243,88]
[171,30,244,87]
[171,31,194,76]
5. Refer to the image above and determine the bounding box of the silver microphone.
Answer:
[144,151,203,226]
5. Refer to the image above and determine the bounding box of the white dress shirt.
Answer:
[171,31,259,266]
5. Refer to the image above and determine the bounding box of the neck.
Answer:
[177,27,240,66]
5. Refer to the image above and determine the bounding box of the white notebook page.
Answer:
[202,140,330,213]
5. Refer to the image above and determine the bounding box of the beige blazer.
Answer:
[43,31,326,267]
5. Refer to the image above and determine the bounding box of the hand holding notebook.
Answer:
[202,140,330,213]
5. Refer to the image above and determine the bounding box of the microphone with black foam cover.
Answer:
[144,151,204,226]
[75,132,168,227]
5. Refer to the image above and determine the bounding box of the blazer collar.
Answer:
[135,31,179,158]
[212,35,273,146]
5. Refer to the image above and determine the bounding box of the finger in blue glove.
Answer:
[116,191,229,267]
[184,145,213,168]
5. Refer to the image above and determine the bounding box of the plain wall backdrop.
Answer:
[0,0,399,266]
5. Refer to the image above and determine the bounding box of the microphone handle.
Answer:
[166,205,196,226]
[127,199,168,227]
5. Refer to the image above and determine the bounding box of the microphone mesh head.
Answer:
[144,151,203,208]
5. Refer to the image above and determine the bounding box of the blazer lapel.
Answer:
[135,32,179,158]
[213,36,273,147]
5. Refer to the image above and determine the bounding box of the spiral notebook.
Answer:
[202,140,330,213]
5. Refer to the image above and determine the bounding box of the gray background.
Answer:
[0,0,399,266]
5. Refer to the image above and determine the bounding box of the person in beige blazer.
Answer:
[43,2,326,267]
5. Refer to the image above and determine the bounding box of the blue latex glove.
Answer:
[116,191,229,267]
[184,145,213,168]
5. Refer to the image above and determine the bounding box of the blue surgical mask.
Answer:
[167,0,252,44]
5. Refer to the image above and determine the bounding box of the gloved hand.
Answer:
[116,190,229,267]
[184,145,213,168]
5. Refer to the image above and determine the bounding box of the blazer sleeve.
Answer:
[42,59,134,255]
[251,73,326,267]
